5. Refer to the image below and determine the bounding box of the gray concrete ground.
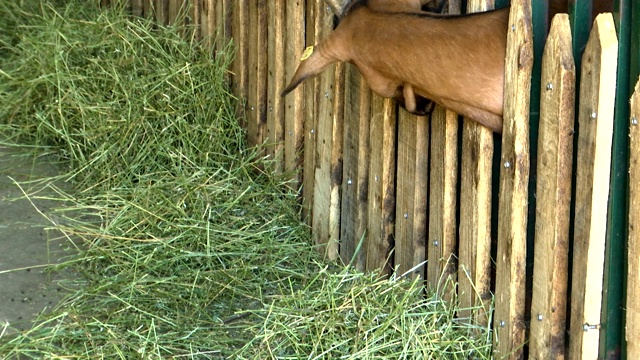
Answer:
[0,144,76,333]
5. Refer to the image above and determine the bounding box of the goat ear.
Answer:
[282,46,338,96]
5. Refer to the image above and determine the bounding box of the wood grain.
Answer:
[284,0,306,180]
[457,0,494,327]
[266,0,285,171]
[626,77,640,360]
[528,13,575,360]
[492,0,533,358]
[366,95,396,272]
[394,111,428,278]
[568,13,618,360]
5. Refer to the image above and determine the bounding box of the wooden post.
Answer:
[626,77,640,360]
[427,106,458,291]
[366,96,396,272]
[266,1,286,171]
[142,0,152,18]
[457,0,494,327]
[311,2,343,260]
[394,110,429,278]
[231,0,249,129]
[200,1,214,49]
[154,0,167,23]
[528,13,575,360]
[301,0,320,222]
[131,0,143,16]
[426,0,460,295]
[246,1,267,149]
[284,0,306,180]
[167,0,180,24]
[568,13,618,360]
[339,67,371,269]
[492,0,533,358]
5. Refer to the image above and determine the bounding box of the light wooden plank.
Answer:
[266,0,285,171]
[311,3,342,260]
[155,0,167,23]
[231,0,249,129]
[457,0,494,327]
[366,96,396,272]
[301,0,321,222]
[492,0,533,358]
[427,106,458,292]
[626,77,640,360]
[568,13,618,360]
[426,0,460,296]
[200,1,212,48]
[394,111,428,278]
[528,13,575,360]
[206,0,216,47]
[329,63,346,260]
[190,0,201,40]
[284,0,306,181]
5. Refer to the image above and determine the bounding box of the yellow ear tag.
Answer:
[300,46,314,61]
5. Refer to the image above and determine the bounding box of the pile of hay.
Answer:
[0,1,492,358]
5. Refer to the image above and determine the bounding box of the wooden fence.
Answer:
[112,0,639,358]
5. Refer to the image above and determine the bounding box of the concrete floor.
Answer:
[0,144,76,333]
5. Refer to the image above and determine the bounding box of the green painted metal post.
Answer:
[568,0,593,66]
[601,0,632,358]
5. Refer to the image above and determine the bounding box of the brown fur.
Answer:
[282,4,509,132]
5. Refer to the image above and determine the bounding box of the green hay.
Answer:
[0,1,493,358]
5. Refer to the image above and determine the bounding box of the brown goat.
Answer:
[282,1,509,132]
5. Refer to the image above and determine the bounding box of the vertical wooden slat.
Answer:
[366,96,396,272]
[457,0,494,327]
[338,71,357,261]
[302,0,320,221]
[231,0,249,129]
[339,67,371,268]
[626,77,640,360]
[266,0,285,171]
[340,65,360,263]
[246,1,258,141]
[190,0,201,40]
[426,0,461,293]
[394,112,429,277]
[311,3,342,260]
[284,0,306,178]
[246,1,268,148]
[131,0,143,17]
[155,0,167,23]
[204,0,216,48]
[329,63,346,260]
[143,0,152,18]
[528,13,575,360]
[427,107,458,290]
[215,0,231,56]
[492,0,533,358]
[568,13,618,360]
[167,0,179,24]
